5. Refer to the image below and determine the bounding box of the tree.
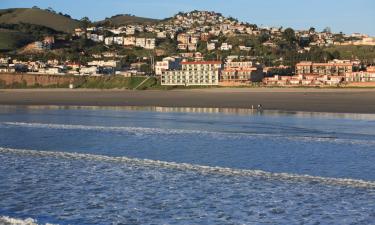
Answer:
[258,33,270,43]
[46,7,56,14]
[80,17,92,29]
[332,50,341,59]
[283,28,296,45]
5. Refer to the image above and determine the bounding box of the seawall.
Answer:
[0,73,75,88]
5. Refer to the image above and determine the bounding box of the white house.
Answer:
[220,43,232,51]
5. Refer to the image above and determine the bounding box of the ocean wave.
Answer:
[0,216,56,225]
[2,122,211,135]
[1,147,374,189]
[2,122,375,146]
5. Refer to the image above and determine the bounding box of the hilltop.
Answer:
[97,14,159,26]
[0,8,82,33]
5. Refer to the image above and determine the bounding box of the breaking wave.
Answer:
[0,216,56,225]
[3,122,375,146]
[1,147,374,189]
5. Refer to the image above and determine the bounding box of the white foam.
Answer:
[3,122,375,146]
[2,122,209,135]
[1,147,374,189]
[0,216,57,225]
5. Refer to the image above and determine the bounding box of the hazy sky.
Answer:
[1,0,374,35]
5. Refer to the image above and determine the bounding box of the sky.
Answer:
[1,0,375,36]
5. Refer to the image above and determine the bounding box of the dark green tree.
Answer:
[283,28,296,45]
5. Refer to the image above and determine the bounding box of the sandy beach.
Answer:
[0,88,375,113]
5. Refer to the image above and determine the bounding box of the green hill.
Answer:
[0,29,33,51]
[98,14,159,26]
[0,8,82,33]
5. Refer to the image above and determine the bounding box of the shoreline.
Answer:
[1,88,375,114]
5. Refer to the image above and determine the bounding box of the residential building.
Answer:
[74,28,85,37]
[87,60,121,70]
[295,60,357,76]
[188,43,197,51]
[104,37,114,45]
[135,38,156,49]
[346,72,375,82]
[161,61,222,86]
[220,61,264,84]
[178,44,188,50]
[126,26,135,35]
[207,43,216,51]
[157,31,167,39]
[135,38,146,48]
[114,36,124,45]
[177,33,190,44]
[145,38,156,49]
[38,67,64,75]
[154,57,182,76]
[239,46,252,51]
[80,66,98,76]
[124,37,136,46]
[220,43,232,51]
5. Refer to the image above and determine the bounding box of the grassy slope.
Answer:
[76,76,155,89]
[325,45,375,62]
[0,29,33,51]
[98,15,159,26]
[0,8,81,33]
[0,75,159,89]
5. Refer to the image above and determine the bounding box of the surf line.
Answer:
[3,122,375,146]
[1,147,375,189]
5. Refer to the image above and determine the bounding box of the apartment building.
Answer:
[220,61,264,84]
[346,72,375,82]
[104,37,114,45]
[161,61,222,86]
[113,37,124,45]
[135,38,156,49]
[295,60,357,76]
[124,37,136,46]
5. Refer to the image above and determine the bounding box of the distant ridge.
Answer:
[0,8,82,33]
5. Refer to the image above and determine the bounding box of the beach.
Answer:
[0,88,375,113]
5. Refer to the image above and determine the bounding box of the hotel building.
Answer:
[161,61,222,86]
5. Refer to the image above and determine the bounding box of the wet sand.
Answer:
[0,88,375,113]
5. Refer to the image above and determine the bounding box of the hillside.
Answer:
[97,14,159,26]
[0,8,81,33]
[0,29,33,51]
[325,45,375,63]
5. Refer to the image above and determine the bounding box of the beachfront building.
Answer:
[155,57,182,76]
[345,72,375,82]
[262,74,344,86]
[295,60,358,76]
[220,61,264,85]
[161,61,222,86]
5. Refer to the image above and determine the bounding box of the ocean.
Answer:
[0,106,374,224]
